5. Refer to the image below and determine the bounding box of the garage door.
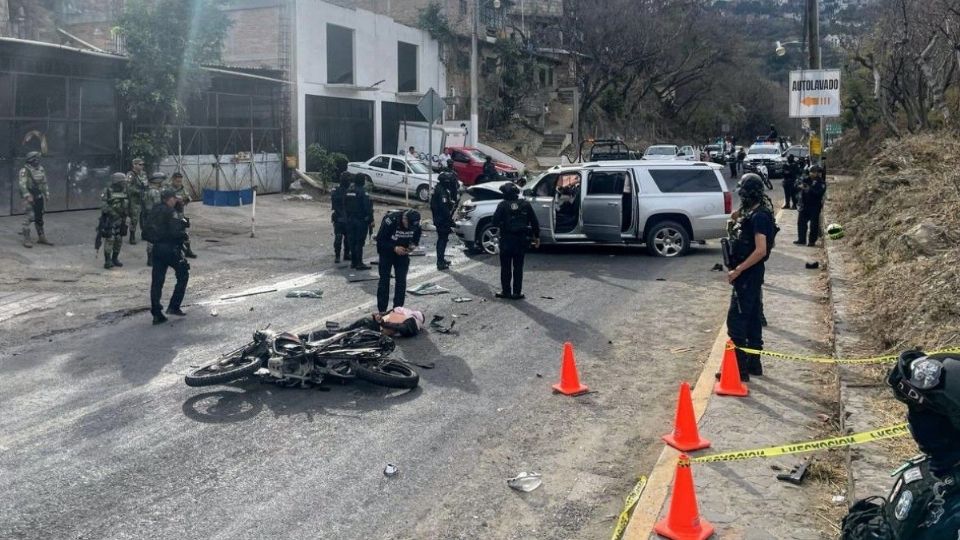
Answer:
[305,95,374,162]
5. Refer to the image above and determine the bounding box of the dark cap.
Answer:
[161,188,178,200]
[149,172,168,183]
[403,209,421,227]
[132,158,145,165]
[26,151,41,161]
[171,171,184,179]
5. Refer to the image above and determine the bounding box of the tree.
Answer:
[115,0,230,165]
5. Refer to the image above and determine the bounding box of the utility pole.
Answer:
[807,0,824,165]
[470,0,480,146]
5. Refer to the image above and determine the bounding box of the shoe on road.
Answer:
[152,314,169,325]
[495,292,509,299]
[354,264,372,270]
[792,240,805,245]
[166,308,187,316]
[511,294,526,300]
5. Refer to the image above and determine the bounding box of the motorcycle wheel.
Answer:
[185,349,265,387]
[353,359,419,389]
[762,175,773,190]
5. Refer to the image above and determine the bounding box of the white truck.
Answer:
[397,122,467,167]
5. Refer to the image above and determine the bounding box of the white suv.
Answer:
[455,160,731,257]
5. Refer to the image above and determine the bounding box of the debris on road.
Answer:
[383,464,399,477]
[408,282,449,296]
[452,296,472,303]
[220,289,277,300]
[805,261,820,269]
[711,263,724,272]
[429,315,457,334]
[210,309,219,317]
[346,273,378,283]
[283,193,314,201]
[285,289,324,299]
[507,472,542,492]
[540,295,555,300]
[776,457,812,485]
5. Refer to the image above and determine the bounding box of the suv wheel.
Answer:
[646,220,689,258]
[477,222,500,255]
[416,184,430,202]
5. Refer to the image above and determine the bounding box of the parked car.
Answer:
[578,139,640,161]
[445,147,520,186]
[782,145,809,160]
[678,145,697,161]
[347,154,438,202]
[455,160,731,257]
[643,145,680,160]
[743,143,786,178]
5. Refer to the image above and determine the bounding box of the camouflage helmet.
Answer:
[132,158,145,166]
[160,188,178,201]
[149,172,168,184]
[25,151,41,162]
[111,172,127,184]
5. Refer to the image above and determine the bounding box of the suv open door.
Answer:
[581,170,627,243]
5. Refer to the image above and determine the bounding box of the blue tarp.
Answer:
[202,188,254,207]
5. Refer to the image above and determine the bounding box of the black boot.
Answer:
[152,313,168,325]
[111,255,123,268]
[129,230,138,245]
[104,253,113,269]
[335,252,341,264]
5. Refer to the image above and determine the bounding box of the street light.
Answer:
[775,40,802,57]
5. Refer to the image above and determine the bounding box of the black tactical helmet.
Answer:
[161,188,178,201]
[403,209,421,228]
[438,171,458,185]
[737,173,765,202]
[352,173,366,186]
[149,172,167,183]
[809,164,824,175]
[26,151,41,163]
[339,171,353,185]
[787,154,795,162]
[499,182,521,198]
[888,350,960,424]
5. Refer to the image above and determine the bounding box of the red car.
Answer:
[445,147,520,186]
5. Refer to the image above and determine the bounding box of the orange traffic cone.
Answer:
[654,455,715,540]
[552,342,589,396]
[662,382,711,452]
[714,340,749,397]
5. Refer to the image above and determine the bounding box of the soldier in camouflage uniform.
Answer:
[143,172,167,267]
[18,151,53,248]
[126,158,147,245]
[164,172,197,258]
[100,173,131,269]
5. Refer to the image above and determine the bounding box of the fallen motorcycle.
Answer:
[184,328,419,389]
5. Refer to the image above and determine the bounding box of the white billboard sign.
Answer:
[789,69,841,118]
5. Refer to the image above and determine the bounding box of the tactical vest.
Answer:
[23,166,47,195]
[502,200,531,235]
[105,188,129,215]
[842,455,960,539]
[343,189,366,219]
[729,207,776,264]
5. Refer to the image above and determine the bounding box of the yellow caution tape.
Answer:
[610,476,648,540]
[690,423,909,463]
[734,346,960,365]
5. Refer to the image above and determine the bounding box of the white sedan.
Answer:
[347,154,438,202]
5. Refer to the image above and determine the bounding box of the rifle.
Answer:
[94,213,109,253]
[720,238,734,270]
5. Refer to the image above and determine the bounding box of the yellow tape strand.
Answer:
[610,476,648,540]
[733,346,960,365]
[690,423,909,464]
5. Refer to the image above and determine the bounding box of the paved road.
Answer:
[1,176,762,539]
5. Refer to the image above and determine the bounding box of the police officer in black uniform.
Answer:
[331,172,352,264]
[344,174,373,270]
[492,182,540,300]
[431,171,459,270]
[725,174,775,380]
[146,189,190,325]
[795,164,826,247]
[374,209,422,313]
[782,154,800,209]
[842,349,960,539]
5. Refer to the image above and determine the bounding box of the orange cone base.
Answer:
[713,380,749,397]
[654,518,715,540]
[552,382,589,396]
[662,433,712,453]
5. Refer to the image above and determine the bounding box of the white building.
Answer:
[292,1,446,166]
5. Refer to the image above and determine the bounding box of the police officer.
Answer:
[18,151,52,248]
[782,154,800,209]
[725,174,775,380]
[143,172,167,266]
[330,172,352,264]
[491,182,540,300]
[344,174,373,270]
[842,349,960,539]
[126,158,147,245]
[165,172,197,258]
[374,209,422,313]
[100,173,131,269]
[431,171,459,270]
[146,189,190,325]
[795,164,826,247]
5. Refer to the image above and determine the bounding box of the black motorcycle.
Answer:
[184,328,419,389]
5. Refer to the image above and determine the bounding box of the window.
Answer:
[15,74,67,118]
[370,156,390,169]
[327,24,354,85]
[398,42,418,93]
[587,171,626,195]
[648,169,721,193]
[534,174,558,197]
[390,159,407,172]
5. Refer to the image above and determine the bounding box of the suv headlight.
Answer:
[458,203,476,218]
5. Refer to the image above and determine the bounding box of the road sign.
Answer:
[721,123,730,134]
[418,88,446,124]
[789,69,841,118]
[800,118,810,130]
[825,123,842,135]
[810,134,822,156]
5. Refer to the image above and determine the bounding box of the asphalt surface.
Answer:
[1,173,758,540]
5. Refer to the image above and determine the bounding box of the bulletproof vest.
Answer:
[730,207,775,263]
[24,166,47,193]
[127,173,146,199]
[842,454,960,540]
[343,189,365,218]
[106,187,129,213]
[503,200,531,235]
